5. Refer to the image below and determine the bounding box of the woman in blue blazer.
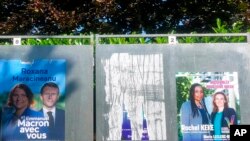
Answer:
[1,83,46,141]
[180,83,211,141]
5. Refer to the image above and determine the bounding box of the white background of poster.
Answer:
[102,53,166,140]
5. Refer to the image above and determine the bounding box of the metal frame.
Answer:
[0,33,250,45]
[0,35,94,45]
[96,33,250,44]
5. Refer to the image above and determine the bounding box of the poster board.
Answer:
[0,46,93,141]
[96,43,250,141]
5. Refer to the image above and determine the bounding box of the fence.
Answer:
[0,33,250,141]
[0,33,250,45]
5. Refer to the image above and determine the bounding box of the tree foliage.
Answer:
[0,0,249,35]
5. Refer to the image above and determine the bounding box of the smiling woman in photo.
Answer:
[1,83,44,141]
[180,83,211,141]
[211,92,237,141]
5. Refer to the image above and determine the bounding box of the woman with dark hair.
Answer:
[211,92,237,141]
[180,83,211,141]
[1,83,44,140]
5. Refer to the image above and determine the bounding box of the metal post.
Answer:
[95,34,99,45]
[247,32,250,44]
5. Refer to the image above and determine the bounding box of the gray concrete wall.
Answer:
[96,43,250,141]
[0,46,93,141]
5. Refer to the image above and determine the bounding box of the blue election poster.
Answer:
[0,59,66,141]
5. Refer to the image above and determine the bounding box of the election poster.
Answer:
[0,59,65,141]
[176,72,240,141]
[101,53,167,140]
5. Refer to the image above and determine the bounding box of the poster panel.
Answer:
[100,53,167,140]
[0,59,65,141]
[176,72,240,141]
